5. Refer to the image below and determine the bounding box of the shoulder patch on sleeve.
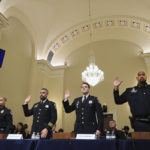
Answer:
[54,103,57,109]
[9,110,12,115]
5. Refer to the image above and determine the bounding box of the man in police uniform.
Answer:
[0,96,12,133]
[63,82,103,136]
[22,88,57,138]
[113,71,150,131]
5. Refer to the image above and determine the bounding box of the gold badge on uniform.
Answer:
[1,110,4,114]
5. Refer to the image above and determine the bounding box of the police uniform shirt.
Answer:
[63,95,103,134]
[82,94,89,102]
[0,106,12,133]
[22,99,57,135]
[113,84,150,117]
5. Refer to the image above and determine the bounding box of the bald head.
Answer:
[136,71,147,86]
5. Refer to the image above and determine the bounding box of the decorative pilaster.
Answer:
[141,53,150,80]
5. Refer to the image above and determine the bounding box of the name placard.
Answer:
[7,134,23,139]
[76,134,96,139]
[106,135,116,139]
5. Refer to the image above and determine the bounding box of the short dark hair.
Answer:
[58,128,64,132]
[41,88,49,94]
[17,122,24,132]
[81,82,90,89]
[109,119,116,123]
[23,124,28,129]
[123,126,129,130]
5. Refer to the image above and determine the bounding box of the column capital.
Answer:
[36,59,66,78]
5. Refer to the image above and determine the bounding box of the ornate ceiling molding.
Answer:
[0,12,9,29]
[36,60,66,77]
[48,16,150,54]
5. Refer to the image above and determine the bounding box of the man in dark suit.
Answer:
[103,120,125,139]
[22,88,57,139]
[0,96,12,134]
[113,71,150,131]
[63,82,103,136]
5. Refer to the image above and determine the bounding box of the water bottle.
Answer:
[106,131,110,139]
[31,132,36,139]
[111,130,116,139]
[35,132,40,139]
[95,133,98,139]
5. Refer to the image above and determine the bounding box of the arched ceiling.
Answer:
[1,0,150,66]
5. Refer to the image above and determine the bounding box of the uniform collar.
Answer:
[0,105,5,109]
[40,99,48,103]
[137,81,148,88]
[82,94,89,99]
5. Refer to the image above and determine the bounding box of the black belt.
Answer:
[134,116,150,122]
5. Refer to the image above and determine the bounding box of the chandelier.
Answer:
[81,0,104,87]
[82,54,104,87]
[82,63,104,87]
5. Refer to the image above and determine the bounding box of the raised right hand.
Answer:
[24,96,31,104]
[64,89,70,99]
[113,77,123,90]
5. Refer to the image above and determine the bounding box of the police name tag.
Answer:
[7,134,23,139]
[76,134,96,140]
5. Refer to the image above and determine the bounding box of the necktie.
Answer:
[82,96,86,103]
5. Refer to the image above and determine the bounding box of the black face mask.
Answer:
[138,80,147,87]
